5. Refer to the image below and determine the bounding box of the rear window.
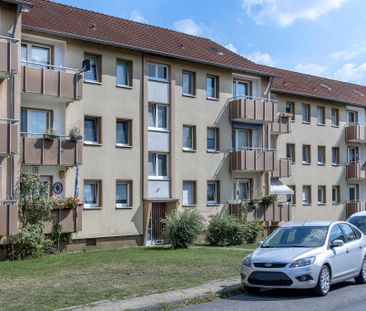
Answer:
[348,217,366,234]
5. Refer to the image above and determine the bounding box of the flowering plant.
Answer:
[54,197,81,209]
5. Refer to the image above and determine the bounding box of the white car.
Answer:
[241,221,366,296]
[348,211,366,235]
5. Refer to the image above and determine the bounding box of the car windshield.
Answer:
[348,217,366,234]
[261,226,329,248]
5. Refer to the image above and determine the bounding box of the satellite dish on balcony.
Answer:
[80,59,91,73]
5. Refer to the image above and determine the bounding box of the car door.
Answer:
[329,224,349,279]
[339,223,363,275]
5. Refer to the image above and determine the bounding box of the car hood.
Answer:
[251,247,320,263]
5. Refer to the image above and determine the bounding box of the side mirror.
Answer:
[331,239,344,248]
[81,59,91,72]
[257,240,264,247]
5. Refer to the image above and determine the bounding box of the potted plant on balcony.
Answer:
[55,197,81,209]
[43,128,57,140]
[69,124,83,141]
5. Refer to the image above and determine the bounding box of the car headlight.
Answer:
[290,256,316,268]
[242,255,252,267]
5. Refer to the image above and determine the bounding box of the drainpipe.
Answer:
[265,77,274,196]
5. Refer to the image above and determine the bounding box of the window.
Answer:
[233,80,249,97]
[332,186,340,204]
[148,153,168,178]
[183,125,196,151]
[116,119,131,147]
[348,147,359,163]
[317,106,325,125]
[317,146,326,165]
[116,60,132,87]
[303,186,311,205]
[287,185,296,205]
[39,176,53,196]
[302,145,311,164]
[347,110,358,124]
[84,181,101,208]
[21,43,51,67]
[233,179,250,200]
[207,127,219,152]
[182,71,195,96]
[116,181,131,208]
[339,224,358,243]
[84,116,101,144]
[286,101,295,121]
[84,53,101,82]
[331,108,339,127]
[183,181,196,206]
[330,225,345,243]
[148,104,168,130]
[349,185,358,202]
[332,147,340,165]
[302,104,310,123]
[21,108,51,134]
[207,181,219,205]
[234,129,250,149]
[286,143,295,163]
[148,63,168,81]
[207,75,218,99]
[318,186,326,205]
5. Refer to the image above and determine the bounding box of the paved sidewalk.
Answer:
[60,277,241,311]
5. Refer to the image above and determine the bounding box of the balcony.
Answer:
[0,36,18,79]
[22,134,83,166]
[0,204,17,237]
[0,119,18,157]
[272,158,292,178]
[229,148,276,172]
[21,61,83,102]
[346,162,366,180]
[346,201,366,218]
[229,202,290,222]
[271,114,291,135]
[229,96,277,123]
[345,124,366,143]
[44,203,83,234]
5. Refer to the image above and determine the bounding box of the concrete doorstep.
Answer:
[59,277,242,311]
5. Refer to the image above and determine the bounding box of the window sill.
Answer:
[318,203,326,206]
[302,121,310,125]
[317,123,325,126]
[116,144,132,149]
[207,150,220,153]
[84,142,102,147]
[148,177,170,181]
[148,78,169,83]
[302,162,311,165]
[302,203,311,206]
[207,203,220,206]
[116,84,132,89]
[183,148,196,153]
[84,80,102,85]
[148,127,170,133]
[332,164,340,167]
[182,93,196,98]
[115,206,133,209]
[83,207,102,210]
[317,163,326,166]
[183,204,197,208]
[331,125,340,128]
[207,97,219,101]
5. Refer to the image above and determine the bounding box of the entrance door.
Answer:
[150,202,167,244]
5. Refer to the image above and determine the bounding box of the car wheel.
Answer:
[355,257,366,284]
[244,285,261,294]
[314,265,331,296]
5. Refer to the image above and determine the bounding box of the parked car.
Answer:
[348,212,366,234]
[241,221,366,296]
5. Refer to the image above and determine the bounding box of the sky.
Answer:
[56,0,366,85]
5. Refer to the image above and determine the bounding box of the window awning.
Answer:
[270,181,294,195]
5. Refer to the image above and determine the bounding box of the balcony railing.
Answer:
[346,162,366,180]
[229,202,290,222]
[271,114,291,135]
[21,61,83,101]
[0,35,18,78]
[229,148,276,172]
[272,158,292,178]
[0,203,18,237]
[21,133,83,166]
[345,123,366,143]
[0,118,18,156]
[346,201,366,218]
[44,203,83,234]
[229,96,277,123]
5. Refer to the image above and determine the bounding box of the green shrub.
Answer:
[163,209,204,248]
[243,220,263,244]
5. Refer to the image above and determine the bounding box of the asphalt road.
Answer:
[179,281,366,311]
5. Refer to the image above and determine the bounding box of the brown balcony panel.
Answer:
[273,159,291,178]
[0,40,18,78]
[230,150,275,172]
[44,204,83,234]
[346,202,366,218]
[346,124,366,143]
[271,116,291,135]
[22,66,83,101]
[0,204,18,236]
[23,137,82,166]
[229,98,276,122]
[346,163,366,179]
[0,123,18,155]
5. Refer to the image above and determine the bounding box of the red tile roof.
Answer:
[22,0,273,77]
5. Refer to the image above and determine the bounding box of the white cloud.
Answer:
[173,19,205,36]
[246,51,275,66]
[329,43,366,61]
[294,63,328,76]
[333,63,366,84]
[241,0,348,26]
[225,43,238,53]
[129,10,147,23]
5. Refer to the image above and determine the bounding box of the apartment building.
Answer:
[0,0,366,250]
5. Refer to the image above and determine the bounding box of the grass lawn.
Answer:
[0,246,253,311]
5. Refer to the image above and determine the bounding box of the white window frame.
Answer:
[182,71,194,96]
[302,145,311,164]
[317,106,325,125]
[21,42,51,66]
[24,108,51,134]
[302,104,310,123]
[148,63,168,82]
[349,185,357,203]
[232,79,249,97]
[332,186,339,204]
[347,110,358,124]
[318,186,326,205]
[347,147,359,164]
[207,127,218,152]
[116,119,131,147]
[207,181,218,205]
[286,143,295,163]
[116,181,131,208]
[233,179,250,201]
[331,108,339,127]
[302,186,311,205]
[84,181,100,208]
[116,60,131,87]
[84,116,100,145]
[234,129,250,149]
[206,75,218,99]
[84,54,100,83]
[148,103,169,131]
[332,147,340,165]
[183,125,195,151]
[148,152,169,179]
[182,181,196,206]
[286,101,295,121]
[317,146,326,165]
